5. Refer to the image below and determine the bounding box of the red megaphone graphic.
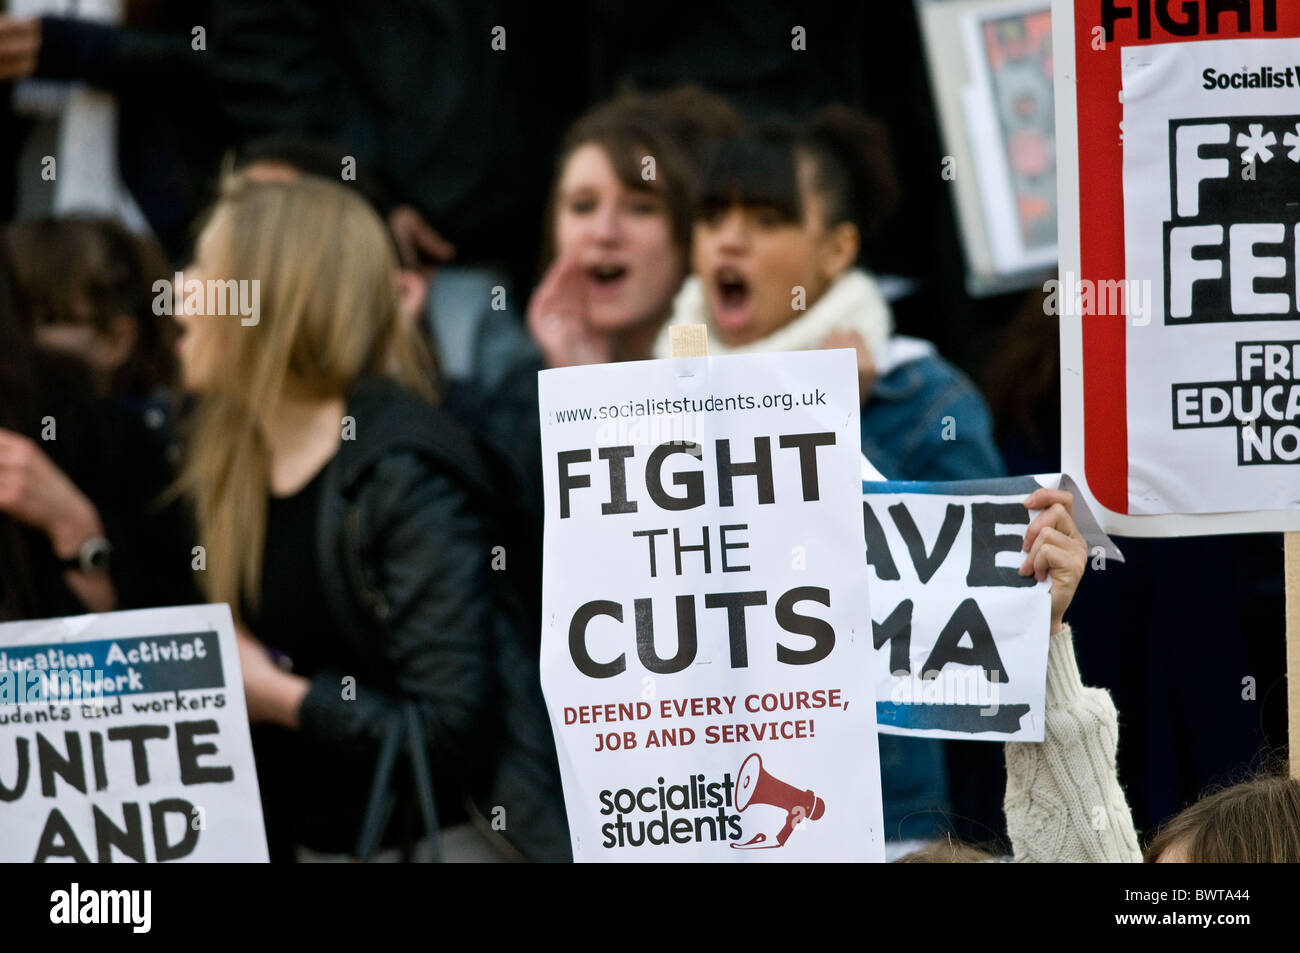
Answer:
[730,752,825,849]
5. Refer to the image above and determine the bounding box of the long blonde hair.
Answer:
[178,174,436,616]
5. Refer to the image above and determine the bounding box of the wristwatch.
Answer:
[58,536,113,574]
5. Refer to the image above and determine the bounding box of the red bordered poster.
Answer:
[1054,0,1300,534]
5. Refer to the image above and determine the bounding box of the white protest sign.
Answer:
[863,475,1056,741]
[1053,0,1300,534]
[1122,36,1300,516]
[0,604,268,862]
[539,350,884,862]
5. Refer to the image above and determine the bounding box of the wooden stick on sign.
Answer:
[1287,532,1300,780]
[669,324,709,359]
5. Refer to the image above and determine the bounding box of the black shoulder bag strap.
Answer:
[354,701,442,862]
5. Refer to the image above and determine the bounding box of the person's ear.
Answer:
[100,314,140,374]
[818,221,860,283]
[395,268,430,331]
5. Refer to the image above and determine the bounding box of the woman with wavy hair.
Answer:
[174,174,567,862]
[653,107,1006,853]
[527,86,741,367]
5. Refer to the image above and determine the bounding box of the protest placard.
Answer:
[864,475,1103,742]
[1054,0,1300,778]
[1054,0,1300,535]
[538,349,884,861]
[0,604,268,862]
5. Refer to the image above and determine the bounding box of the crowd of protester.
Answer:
[0,1,1293,862]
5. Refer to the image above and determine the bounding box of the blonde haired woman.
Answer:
[175,175,568,862]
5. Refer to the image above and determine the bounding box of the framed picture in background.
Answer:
[917,0,1057,295]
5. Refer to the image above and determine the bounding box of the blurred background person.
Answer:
[172,174,566,861]
[225,135,546,627]
[528,86,741,368]
[0,229,193,619]
[0,234,115,618]
[0,2,222,262]
[653,106,1006,854]
[208,0,582,384]
[6,214,180,451]
[657,108,1002,479]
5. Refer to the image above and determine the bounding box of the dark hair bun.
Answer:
[806,105,902,245]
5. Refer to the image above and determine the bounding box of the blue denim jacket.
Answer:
[862,350,1006,843]
[861,351,1005,483]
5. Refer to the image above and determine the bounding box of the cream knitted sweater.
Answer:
[1004,625,1143,863]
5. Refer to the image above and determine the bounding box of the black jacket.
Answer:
[299,376,570,861]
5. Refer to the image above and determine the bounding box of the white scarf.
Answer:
[653,268,895,362]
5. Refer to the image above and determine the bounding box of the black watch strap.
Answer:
[58,536,113,574]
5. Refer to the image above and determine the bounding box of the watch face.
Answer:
[80,537,113,573]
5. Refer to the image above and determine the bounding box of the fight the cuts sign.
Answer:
[1054,0,1300,534]
[538,350,885,862]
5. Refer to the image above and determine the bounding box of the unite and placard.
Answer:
[0,604,268,863]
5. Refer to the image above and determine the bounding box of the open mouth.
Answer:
[588,262,629,287]
[712,266,752,329]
